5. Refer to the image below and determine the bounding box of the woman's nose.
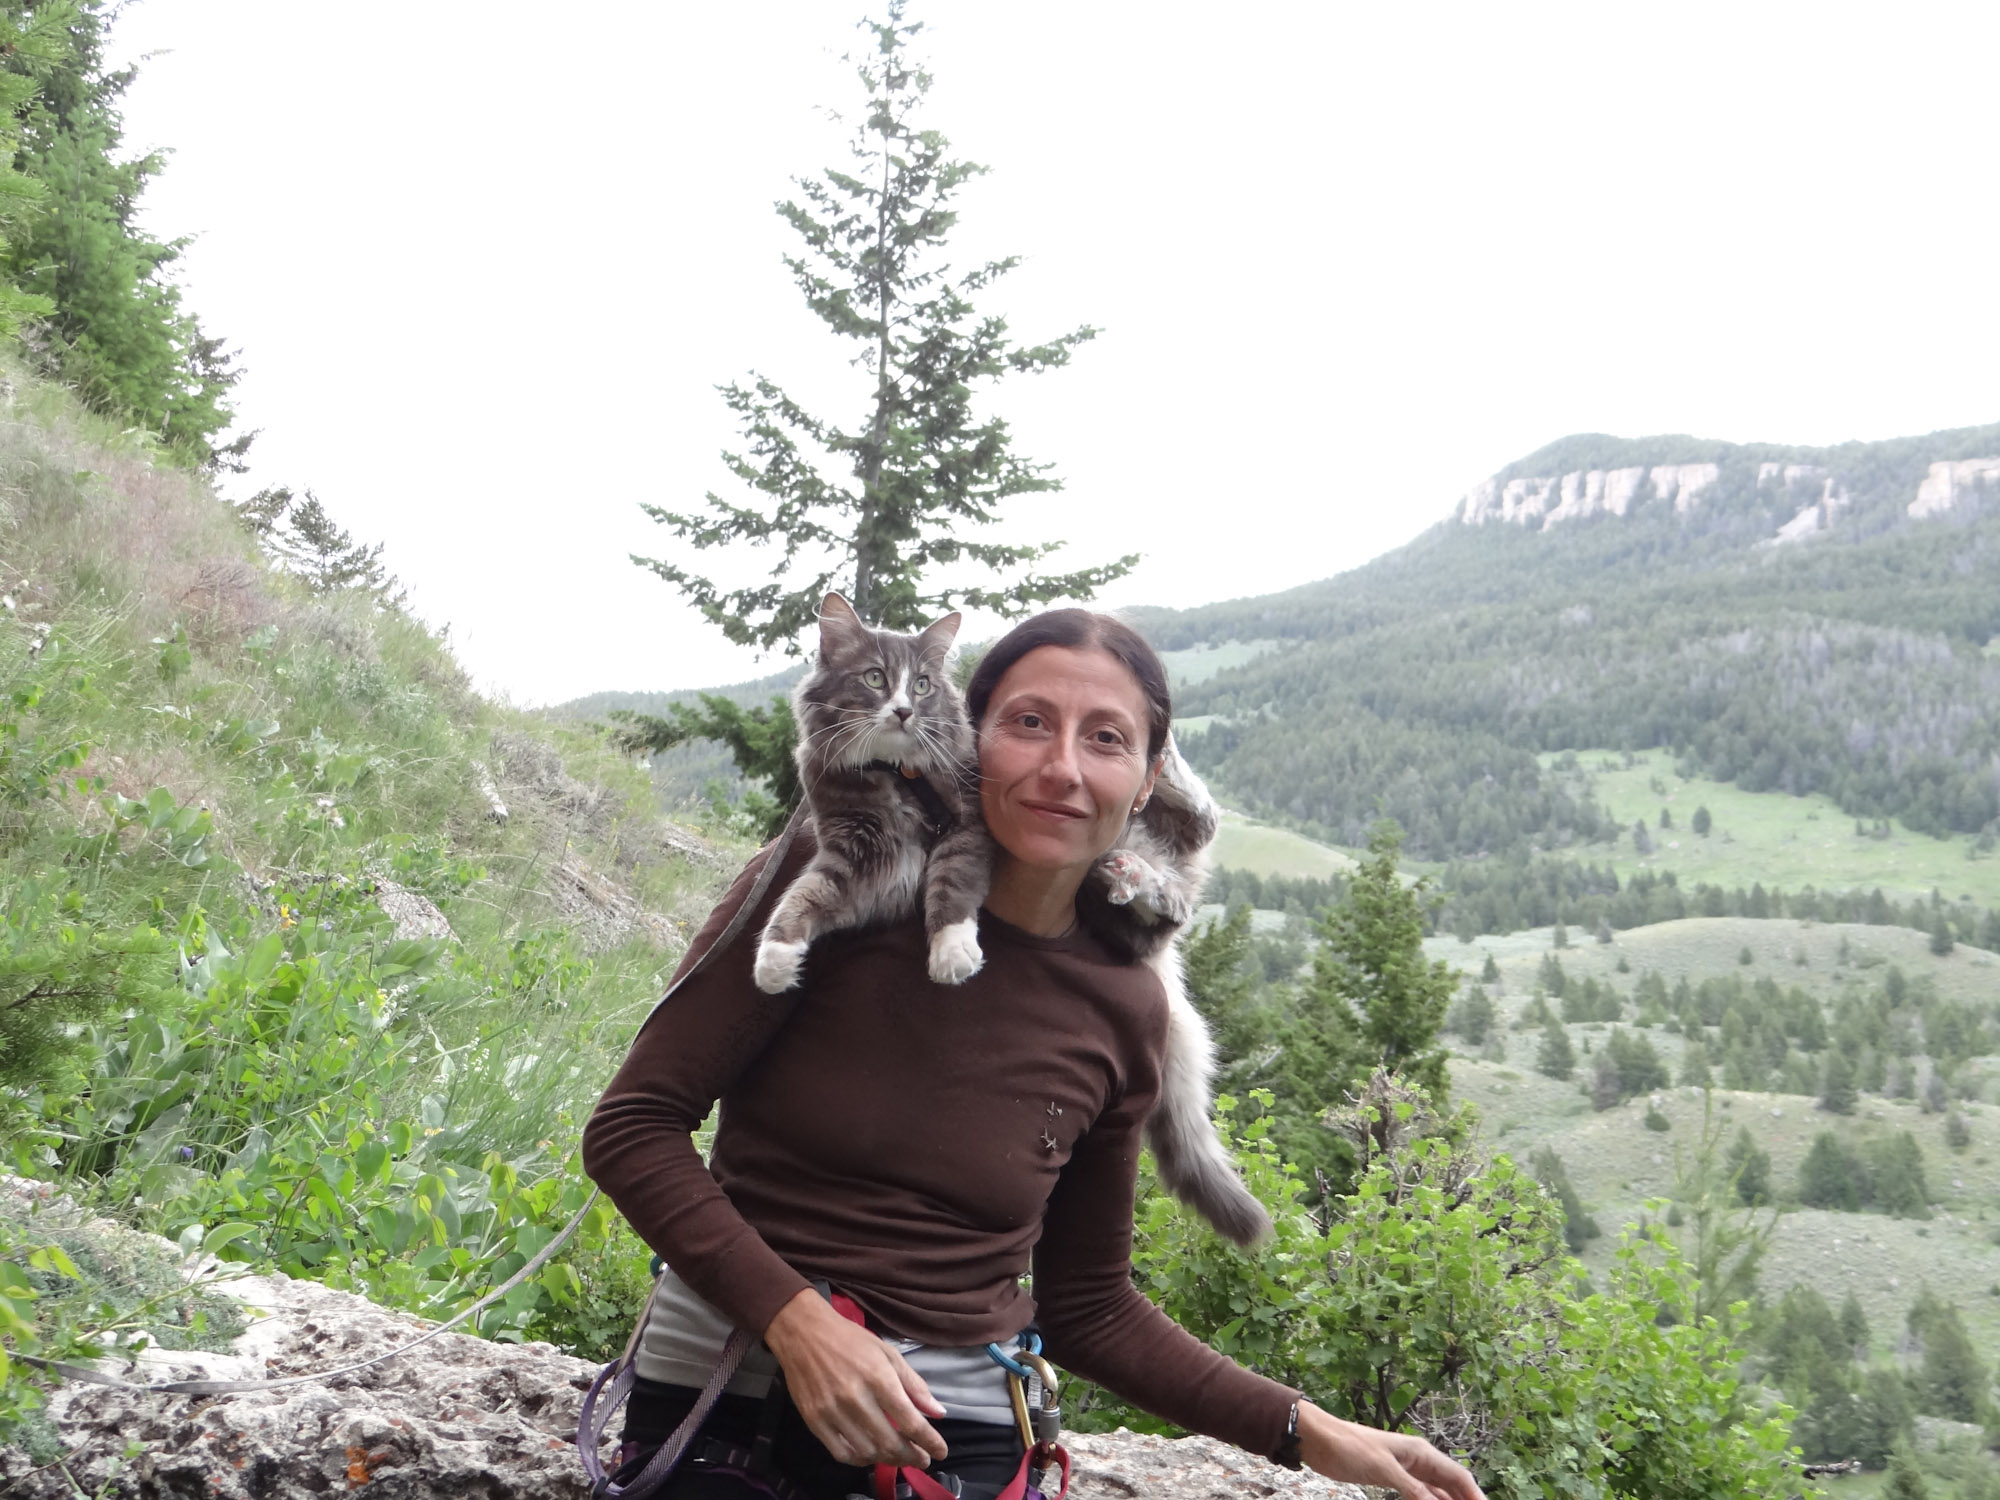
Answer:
[1039,736,1080,786]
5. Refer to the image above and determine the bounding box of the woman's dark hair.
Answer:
[964,609,1172,761]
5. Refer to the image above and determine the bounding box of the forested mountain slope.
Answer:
[1145,423,2000,863]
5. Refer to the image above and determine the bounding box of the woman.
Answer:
[582,609,1484,1500]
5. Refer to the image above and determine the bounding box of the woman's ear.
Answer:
[1132,752,1164,814]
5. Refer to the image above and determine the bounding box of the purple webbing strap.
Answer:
[577,811,808,1499]
[578,1325,754,1498]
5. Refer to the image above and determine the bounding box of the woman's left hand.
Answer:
[1296,1402,1486,1500]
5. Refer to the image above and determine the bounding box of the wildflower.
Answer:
[279,904,297,930]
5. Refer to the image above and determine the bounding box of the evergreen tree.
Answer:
[1884,1449,1930,1500]
[1667,1098,1771,1334]
[0,6,69,336]
[1633,819,1654,855]
[1445,984,1493,1046]
[1930,916,1955,956]
[1535,1015,1574,1081]
[1528,1145,1599,1251]
[1179,904,1269,1095]
[0,0,246,465]
[1726,1126,1772,1207]
[1551,919,1569,949]
[1799,1131,1860,1210]
[1606,1027,1668,1096]
[1819,1049,1858,1114]
[238,488,403,606]
[1536,951,1567,997]
[1839,1289,1870,1356]
[1298,821,1456,1101]
[1866,1132,1931,1219]
[1693,804,1712,836]
[1660,807,1673,829]
[1849,1368,1916,1468]
[634,2,1132,653]
[1480,952,1501,985]
[1680,1040,1713,1089]
[611,695,802,841]
[1909,1291,1989,1421]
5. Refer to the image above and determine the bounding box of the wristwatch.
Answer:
[1270,1400,1303,1470]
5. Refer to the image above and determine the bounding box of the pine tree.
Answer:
[1528,1145,1599,1251]
[611,695,802,840]
[1480,952,1501,985]
[0,6,70,337]
[1692,804,1712,836]
[1680,1041,1713,1089]
[1667,1098,1771,1334]
[0,0,246,465]
[238,488,403,606]
[1300,821,1457,1101]
[1799,1132,1860,1210]
[1633,819,1654,855]
[1883,1449,1930,1500]
[1179,904,1269,1094]
[1536,1016,1574,1080]
[1446,984,1494,1046]
[634,2,1133,653]
[1929,916,1955,956]
[1839,1289,1870,1356]
[1819,1049,1858,1114]
[1907,1291,1990,1423]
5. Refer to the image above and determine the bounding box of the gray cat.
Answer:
[751,594,1270,1246]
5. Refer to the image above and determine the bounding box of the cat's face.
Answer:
[795,594,965,773]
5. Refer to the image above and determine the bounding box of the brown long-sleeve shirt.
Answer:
[580,832,1298,1457]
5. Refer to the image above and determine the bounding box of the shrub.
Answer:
[1104,1078,1796,1498]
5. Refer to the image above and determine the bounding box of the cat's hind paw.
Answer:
[753,937,809,994]
[928,918,984,985]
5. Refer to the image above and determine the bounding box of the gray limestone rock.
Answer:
[0,1211,1381,1499]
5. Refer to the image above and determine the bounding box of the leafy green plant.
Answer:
[1086,1078,1797,1497]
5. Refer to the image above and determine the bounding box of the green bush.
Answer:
[1082,1078,1796,1498]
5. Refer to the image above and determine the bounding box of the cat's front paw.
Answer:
[928,918,984,985]
[1099,849,1156,908]
[753,937,809,993]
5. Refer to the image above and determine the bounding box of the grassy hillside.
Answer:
[1560,750,2000,910]
[0,363,743,1447]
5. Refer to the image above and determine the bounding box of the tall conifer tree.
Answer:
[635,2,1134,651]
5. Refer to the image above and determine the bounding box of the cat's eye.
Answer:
[913,676,932,695]
[863,668,887,689]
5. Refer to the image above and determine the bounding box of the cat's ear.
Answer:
[917,610,962,661]
[817,593,869,661]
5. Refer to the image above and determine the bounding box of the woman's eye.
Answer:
[1019,713,1044,730]
[863,668,887,689]
[914,676,931,695]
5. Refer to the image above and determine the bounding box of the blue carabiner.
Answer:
[984,1330,1042,1379]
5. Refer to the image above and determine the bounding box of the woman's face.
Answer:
[977,644,1161,882]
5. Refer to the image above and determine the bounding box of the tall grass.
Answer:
[0,357,738,1441]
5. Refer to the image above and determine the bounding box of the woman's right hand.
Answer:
[763,1287,950,1471]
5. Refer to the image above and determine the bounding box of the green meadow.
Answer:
[1550,750,2000,909]
[1208,808,1357,879]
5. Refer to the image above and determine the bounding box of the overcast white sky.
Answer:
[108,2,2000,704]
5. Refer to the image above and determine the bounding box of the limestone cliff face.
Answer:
[1909,457,2000,518]
[1455,446,1993,543]
[1456,462,1717,529]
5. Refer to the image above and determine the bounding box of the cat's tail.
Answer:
[1147,950,1274,1247]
